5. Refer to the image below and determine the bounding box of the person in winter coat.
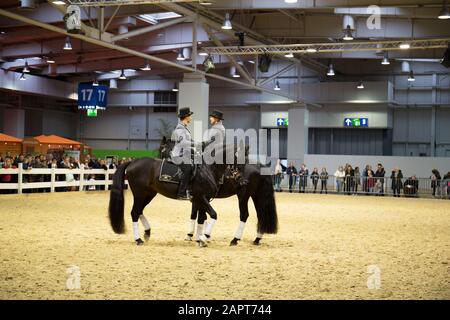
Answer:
[310,167,319,193]
[320,167,329,194]
[390,167,403,197]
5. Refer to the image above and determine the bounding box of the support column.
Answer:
[3,108,25,138]
[287,106,308,165]
[179,72,209,141]
[431,73,437,157]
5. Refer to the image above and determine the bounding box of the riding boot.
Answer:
[177,164,193,200]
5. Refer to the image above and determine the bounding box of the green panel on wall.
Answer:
[92,149,160,159]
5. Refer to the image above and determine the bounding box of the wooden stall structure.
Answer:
[0,133,23,156]
[22,135,84,161]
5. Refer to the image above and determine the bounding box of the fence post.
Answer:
[50,166,55,193]
[17,163,23,194]
[79,165,84,192]
[104,168,109,191]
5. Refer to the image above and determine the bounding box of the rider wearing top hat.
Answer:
[171,107,195,200]
[204,110,225,150]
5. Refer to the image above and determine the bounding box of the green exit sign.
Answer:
[87,109,98,117]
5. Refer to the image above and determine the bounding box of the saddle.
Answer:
[159,159,197,184]
[159,159,183,184]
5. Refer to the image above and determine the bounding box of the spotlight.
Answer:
[438,1,450,19]
[248,60,255,64]
[274,80,281,91]
[408,71,415,82]
[327,63,335,76]
[23,60,30,73]
[172,83,179,92]
[63,36,72,50]
[284,0,298,3]
[140,60,151,71]
[119,69,126,80]
[19,73,26,81]
[93,79,99,86]
[357,81,364,89]
[199,1,212,5]
[306,47,317,53]
[222,13,232,30]
[52,1,66,4]
[199,49,208,56]
[235,31,246,46]
[343,25,354,41]
[258,54,272,72]
[284,52,294,58]
[399,43,410,49]
[230,66,240,78]
[441,45,450,68]
[203,55,215,73]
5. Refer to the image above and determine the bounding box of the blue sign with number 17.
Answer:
[78,83,108,110]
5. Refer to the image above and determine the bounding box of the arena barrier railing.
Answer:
[273,174,450,199]
[0,163,128,194]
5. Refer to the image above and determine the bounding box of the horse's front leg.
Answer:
[185,203,197,241]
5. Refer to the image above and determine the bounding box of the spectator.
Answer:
[298,164,308,193]
[334,166,345,193]
[443,172,450,198]
[1,157,17,194]
[320,167,328,194]
[431,169,441,197]
[375,163,386,196]
[404,176,419,197]
[286,162,297,193]
[344,165,354,195]
[353,167,361,194]
[390,167,403,197]
[367,169,375,194]
[310,167,319,193]
[273,159,283,192]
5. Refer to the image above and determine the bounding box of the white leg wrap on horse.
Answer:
[195,224,204,241]
[139,215,150,230]
[234,221,246,240]
[188,219,196,234]
[205,218,216,235]
[256,232,263,239]
[133,222,140,240]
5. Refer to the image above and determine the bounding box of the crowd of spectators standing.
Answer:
[0,152,133,194]
[273,160,450,199]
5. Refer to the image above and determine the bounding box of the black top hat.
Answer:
[178,107,194,119]
[209,110,224,120]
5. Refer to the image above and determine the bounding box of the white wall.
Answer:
[304,154,450,178]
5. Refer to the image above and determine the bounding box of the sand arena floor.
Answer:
[0,191,449,300]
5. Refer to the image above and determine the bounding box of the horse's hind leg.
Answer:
[141,192,157,241]
[230,194,250,246]
[197,210,208,241]
[132,193,155,246]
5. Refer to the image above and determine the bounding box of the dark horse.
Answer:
[159,137,278,246]
[108,148,232,246]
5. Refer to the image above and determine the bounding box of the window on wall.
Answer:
[154,91,177,105]
[153,106,176,113]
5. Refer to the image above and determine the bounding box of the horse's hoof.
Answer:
[253,237,262,245]
[253,238,261,245]
[144,229,151,241]
[230,238,239,246]
[204,234,211,241]
[198,240,208,248]
[184,234,193,241]
[136,238,144,246]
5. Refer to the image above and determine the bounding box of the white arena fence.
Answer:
[273,174,450,199]
[0,163,128,194]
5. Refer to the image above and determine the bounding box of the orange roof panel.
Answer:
[0,133,23,143]
[34,135,81,145]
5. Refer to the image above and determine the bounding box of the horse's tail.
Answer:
[255,174,278,234]
[108,161,131,234]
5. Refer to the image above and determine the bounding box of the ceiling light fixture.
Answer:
[140,60,151,71]
[438,1,450,19]
[19,73,26,81]
[46,52,55,64]
[407,71,415,82]
[284,52,294,58]
[176,50,185,61]
[399,43,411,49]
[172,83,179,92]
[357,81,364,89]
[23,60,30,73]
[222,13,232,30]
[274,80,281,91]
[119,69,126,80]
[327,63,335,76]
[63,36,72,50]
[343,25,354,41]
